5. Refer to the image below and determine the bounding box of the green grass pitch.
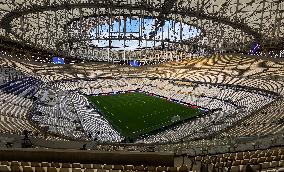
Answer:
[87,92,202,139]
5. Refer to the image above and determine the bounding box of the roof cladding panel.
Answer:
[0,0,283,58]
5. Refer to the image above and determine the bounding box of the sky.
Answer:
[90,17,200,51]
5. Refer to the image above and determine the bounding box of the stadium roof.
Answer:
[0,0,283,59]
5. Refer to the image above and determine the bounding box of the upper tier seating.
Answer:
[0,77,43,98]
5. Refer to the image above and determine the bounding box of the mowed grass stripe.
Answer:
[88,92,202,139]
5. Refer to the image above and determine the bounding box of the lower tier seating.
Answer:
[0,147,283,172]
[0,162,188,172]
[195,147,284,172]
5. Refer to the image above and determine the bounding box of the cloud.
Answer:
[90,17,200,50]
